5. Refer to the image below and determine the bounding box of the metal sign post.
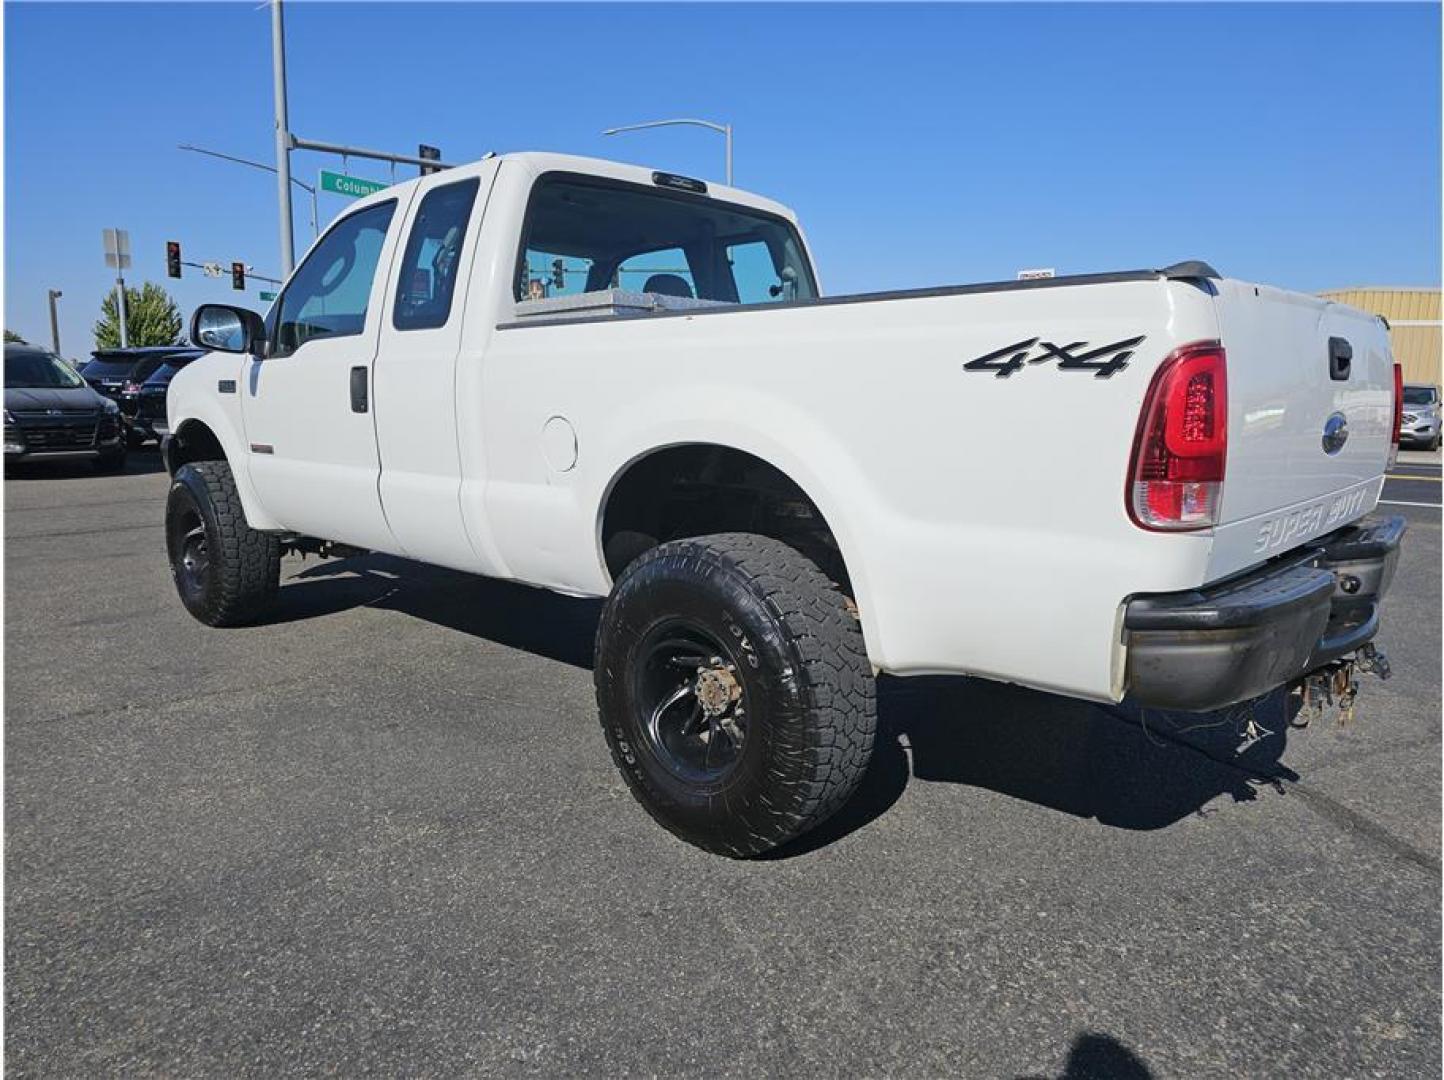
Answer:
[103,228,132,348]
[47,290,62,356]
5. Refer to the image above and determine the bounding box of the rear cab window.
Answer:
[394,177,481,331]
[514,173,817,311]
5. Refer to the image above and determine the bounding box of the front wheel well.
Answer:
[600,444,852,594]
[167,419,227,474]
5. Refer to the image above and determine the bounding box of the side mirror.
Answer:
[190,303,265,355]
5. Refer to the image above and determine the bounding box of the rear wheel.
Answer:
[165,460,280,626]
[595,532,875,857]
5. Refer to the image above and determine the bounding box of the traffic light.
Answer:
[231,262,245,291]
[551,258,566,290]
[419,144,441,176]
[166,241,182,279]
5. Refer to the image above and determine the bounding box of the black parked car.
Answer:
[5,344,127,470]
[80,346,201,447]
[129,348,203,445]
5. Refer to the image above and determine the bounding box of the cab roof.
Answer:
[369,151,800,225]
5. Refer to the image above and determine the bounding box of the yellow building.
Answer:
[1318,287,1441,388]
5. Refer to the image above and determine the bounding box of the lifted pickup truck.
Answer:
[164,152,1405,856]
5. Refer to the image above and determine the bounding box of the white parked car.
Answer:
[1400,384,1441,450]
[163,152,1406,856]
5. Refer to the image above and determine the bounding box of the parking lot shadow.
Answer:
[3,449,168,480]
[270,554,1301,853]
[1018,1031,1155,1080]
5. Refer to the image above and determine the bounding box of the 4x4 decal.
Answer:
[964,335,1145,379]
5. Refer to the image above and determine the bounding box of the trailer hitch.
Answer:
[1288,644,1391,730]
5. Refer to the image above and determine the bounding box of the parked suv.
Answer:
[1400,384,1441,451]
[5,344,127,470]
[81,346,202,447]
[128,349,203,445]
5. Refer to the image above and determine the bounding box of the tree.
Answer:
[94,281,183,349]
[3,329,26,344]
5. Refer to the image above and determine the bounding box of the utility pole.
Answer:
[46,290,62,356]
[271,0,295,276]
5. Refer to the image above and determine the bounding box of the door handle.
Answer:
[349,366,368,412]
[1328,337,1352,381]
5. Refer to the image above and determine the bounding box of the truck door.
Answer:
[241,194,410,551]
[373,164,498,570]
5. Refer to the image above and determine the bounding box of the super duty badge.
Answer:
[964,335,1144,379]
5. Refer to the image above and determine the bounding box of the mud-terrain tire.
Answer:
[165,461,280,626]
[595,532,876,857]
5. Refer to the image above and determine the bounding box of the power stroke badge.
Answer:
[963,335,1145,379]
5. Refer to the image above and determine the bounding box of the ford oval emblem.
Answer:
[1322,411,1349,455]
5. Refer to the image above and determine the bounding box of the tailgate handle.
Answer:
[1328,337,1352,381]
[349,366,368,413]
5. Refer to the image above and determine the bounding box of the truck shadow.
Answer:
[271,555,1303,855]
[773,677,1301,858]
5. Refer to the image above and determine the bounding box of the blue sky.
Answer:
[5,2,1440,358]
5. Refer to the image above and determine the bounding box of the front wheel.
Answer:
[595,532,876,857]
[165,460,280,626]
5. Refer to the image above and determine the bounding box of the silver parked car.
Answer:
[1401,384,1442,451]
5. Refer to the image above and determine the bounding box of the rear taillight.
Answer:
[1127,341,1228,531]
[1389,362,1403,467]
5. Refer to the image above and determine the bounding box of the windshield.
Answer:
[517,173,817,306]
[1403,387,1436,406]
[6,350,85,389]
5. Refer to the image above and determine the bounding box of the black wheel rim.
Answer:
[634,621,750,784]
[170,503,209,604]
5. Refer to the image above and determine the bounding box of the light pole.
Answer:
[47,290,62,356]
[177,143,319,240]
[602,118,733,186]
[271,0,295,276]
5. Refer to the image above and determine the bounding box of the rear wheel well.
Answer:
[168,420,227,472]
[601,445,852,594]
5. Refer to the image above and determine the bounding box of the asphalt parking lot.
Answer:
[5,451,1440,1078]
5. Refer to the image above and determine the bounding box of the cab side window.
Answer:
[271,200,396,359]
[393,178,480,331]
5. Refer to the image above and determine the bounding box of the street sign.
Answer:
[319,170,388,198]
[259,291,277,302]
[102,228,132,270]
[1017,267,1055,280]
[202,262,224,278]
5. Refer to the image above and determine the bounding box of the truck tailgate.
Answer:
[1207,280,1395,580]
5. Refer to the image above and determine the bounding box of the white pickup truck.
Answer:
[165,152,1406,856]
